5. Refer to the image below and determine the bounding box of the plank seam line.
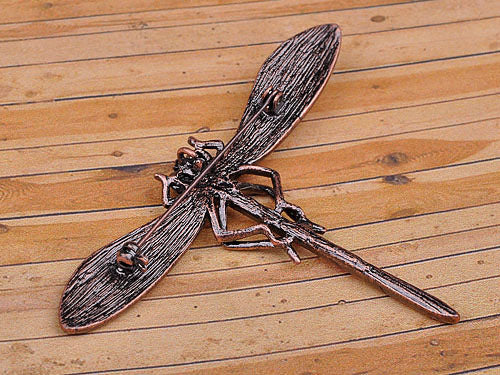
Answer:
[310,92,500,123]
[3,273,497,345]
[0,93,499,153]
[1,155,498,221]
[141,245,500,301]
[59,48,500,100]
[0,0,432,43]
[0,13,494,71]
[449,363,500,375]
[0,80,249,106]
[3,210,499,275]
[1,100,497,154]
[3,244,498,302]
[1,47,497,111]
[0,109,498,180]
[1,48,498,108]
[166,236,500,280]
[67,311,500,374]
[0,0,276,27]
[165,224,500,278]
[288,156,500,195]
[277,116,500,154]
[3,212,498,270]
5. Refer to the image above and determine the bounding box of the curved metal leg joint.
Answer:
[188,136,224,155]
[207,195,301,263]
[275,201,326,234]
[154,173,186,207]
[231,165,326,234]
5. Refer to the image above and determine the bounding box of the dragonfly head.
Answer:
[173,147,212,187]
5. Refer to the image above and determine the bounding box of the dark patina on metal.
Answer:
[60,24,460,333]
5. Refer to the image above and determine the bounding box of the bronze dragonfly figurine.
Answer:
[60,24,460,333]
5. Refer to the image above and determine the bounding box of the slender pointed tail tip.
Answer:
[364,265,460,324]
[437,307,460,324]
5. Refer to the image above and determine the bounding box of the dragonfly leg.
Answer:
[236,182,275,198]
[154,174,186,207]
[208,195,301,263]
[277,200,326,234]
[188,136,224,154]
[230,165,326,234]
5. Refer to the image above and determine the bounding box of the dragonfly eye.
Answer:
[194,159,204,170]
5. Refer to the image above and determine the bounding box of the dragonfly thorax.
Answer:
[172,149,212,191]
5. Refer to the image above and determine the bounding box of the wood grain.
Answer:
[0,116,498,219]
[1,278,499,374]
[0,0,416,41]
[1,15,498,106]
[0,0,465,67]
[0,0,267,24]
[1,54,498,177]
[1,52,498,152]
[135,315,500,375]
[1,155,499,265]
[0,0,499,374]
[2,221,499,341]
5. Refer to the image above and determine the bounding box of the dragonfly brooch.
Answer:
[60,24,460,333]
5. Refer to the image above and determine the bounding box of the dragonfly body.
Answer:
[208,184,459,324]
[60,24,459,333]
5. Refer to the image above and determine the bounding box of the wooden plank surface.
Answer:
[0,0,499,374]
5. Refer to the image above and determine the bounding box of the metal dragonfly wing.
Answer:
[60,24,342,332]
[216,23,341,173]
[59,194,207,332]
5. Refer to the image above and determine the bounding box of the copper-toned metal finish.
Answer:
[176,147,197,160]
[60,24,460,333]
